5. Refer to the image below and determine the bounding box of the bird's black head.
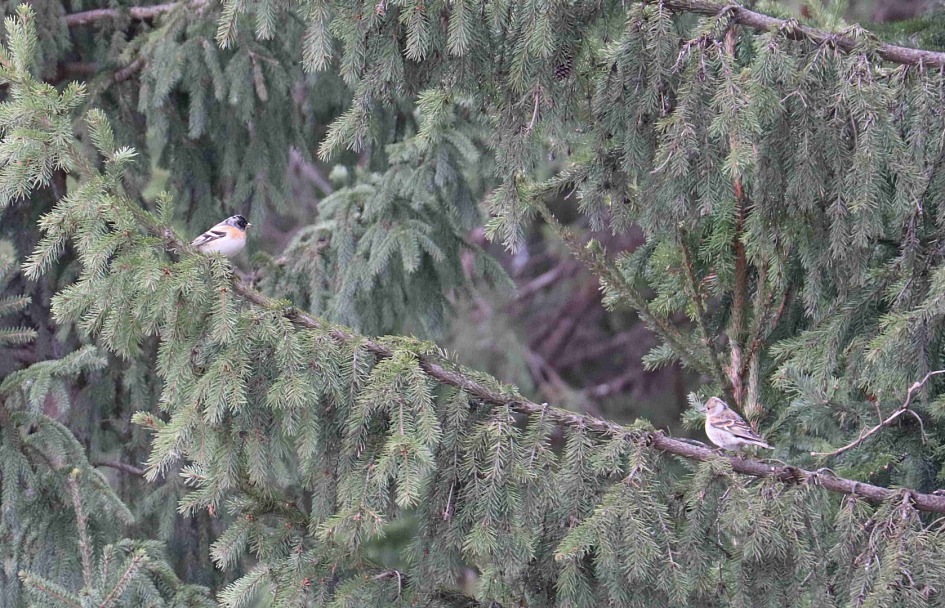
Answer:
[228,215,249,230]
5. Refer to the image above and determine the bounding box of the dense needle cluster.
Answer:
[4,1,945,607]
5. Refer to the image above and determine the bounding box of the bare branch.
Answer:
[289,148,334,195]
[812,370,945,458]
[555,328,646,369]
[584,366,638,399]
[114,57,146,84]
[724,25,749,411]
[662,0,945,67]
[65,2,184,26]
[524,86,542,134]
[511,264,574,304]
[93,460,146,476]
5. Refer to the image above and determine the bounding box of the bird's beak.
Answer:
[247,223,252,227]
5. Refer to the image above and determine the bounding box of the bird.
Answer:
[191,215,250,257]
[703,396,772,451]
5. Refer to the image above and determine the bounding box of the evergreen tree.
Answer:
[7,0,945,606]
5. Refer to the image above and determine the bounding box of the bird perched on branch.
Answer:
[703,396,773,451]
[191,215,250,257]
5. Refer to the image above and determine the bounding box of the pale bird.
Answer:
[703,396,772,451]
[191,215,250,257]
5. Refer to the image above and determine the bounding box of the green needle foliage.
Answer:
[6,0,945,607]
[0,240,36,347]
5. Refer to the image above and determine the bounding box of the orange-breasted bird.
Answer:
[191,215,250,257]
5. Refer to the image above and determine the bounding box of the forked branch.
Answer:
[812,370,943,458]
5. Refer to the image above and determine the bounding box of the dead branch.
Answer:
[811,370,944,458]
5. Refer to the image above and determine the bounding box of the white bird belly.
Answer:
[705,423,744,450]
[201,235,245,257]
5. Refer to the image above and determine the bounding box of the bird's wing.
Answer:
[191,227,228,248]
[713,408,767,443]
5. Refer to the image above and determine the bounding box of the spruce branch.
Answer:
[433,589,502,607]
[230,260,945,512]
[739,281,791,385]
[59,0,945,68]
[99,551,148,608]
[729,180,749,409]
[532,202,717,380]
[723,27,749,411]
[678,229,728,399]
[18,574,83,608]
[811,370,943,458]
[525,178,729,389]
[661,0,945,67]
[67,471,95,592]
[109,200,945,513]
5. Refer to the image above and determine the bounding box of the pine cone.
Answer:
[554,55,573,81]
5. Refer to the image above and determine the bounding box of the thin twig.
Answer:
[511,264,571,304]
[525,86,542,134]
[374,569,404,595]
[442,482,455,521]
[93,460,146,476]
[870,395,883,425]
[812,370,945,457]
[584,366,638,399]
[555,328,646,369]
[289,148,334,195]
